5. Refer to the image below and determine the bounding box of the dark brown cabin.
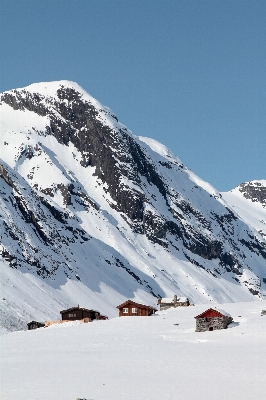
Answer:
[60,306,100,321]
[194,308,233,332]
[27,321,45,330]
[117,300,157,317]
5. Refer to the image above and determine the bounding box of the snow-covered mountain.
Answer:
[222,180,266,238]
[1,81,266,332]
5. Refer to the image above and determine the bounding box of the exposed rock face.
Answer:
[221,180,266,242]
[1,86,167,231]
[1,80,266,312]
[238,181,266,207]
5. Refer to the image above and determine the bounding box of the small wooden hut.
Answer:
[27,321,45,330]
[97,315,109,320]
[116,300,157,317]
[60,306,100,322]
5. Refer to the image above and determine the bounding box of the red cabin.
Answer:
[195,308,233,332]
[117,300,157,317]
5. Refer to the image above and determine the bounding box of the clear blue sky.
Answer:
[1,0,265,191]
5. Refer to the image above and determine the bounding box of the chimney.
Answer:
[174,295,177,303]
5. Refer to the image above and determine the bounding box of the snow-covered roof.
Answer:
[195,308,232,319]
[60,307,99,314]
[160,298,173,303]
[215,308,232,318]
[160,297,188,303]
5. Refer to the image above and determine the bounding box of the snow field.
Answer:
[1,301,266,400]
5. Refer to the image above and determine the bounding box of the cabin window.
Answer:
[123,308,128,313]
[68,313,77,318]
[132,308,138,314]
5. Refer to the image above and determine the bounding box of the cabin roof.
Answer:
[160,297,188,303]
[116,299,157,311]
[215,308,232,317]
[60,307,100,314]
[194,308,231,319]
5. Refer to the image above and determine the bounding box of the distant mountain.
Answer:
[1,81,265,332]
[222,180,266,238]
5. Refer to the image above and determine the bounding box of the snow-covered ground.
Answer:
[1,301,266,400]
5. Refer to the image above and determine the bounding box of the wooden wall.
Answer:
[61,309,99,321]
[118,306,150,317]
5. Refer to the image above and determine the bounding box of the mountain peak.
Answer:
[231,180,266,207]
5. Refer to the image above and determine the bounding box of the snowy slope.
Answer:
[222,180,266,238]
[1,81,266,332]
[1,301,266,400]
